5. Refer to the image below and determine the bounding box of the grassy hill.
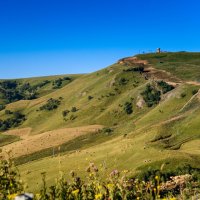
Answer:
[0,52,200,192]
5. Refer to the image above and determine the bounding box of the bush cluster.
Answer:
[5,110,13,115]
[0,104,5,111]
[62,107,78,121]
[0,111,26,131]
[123,66,144,73]
[39,98,61,111]
[118,78,128,86]
[192,89,198,95]
[52,77,71,89]
[141,84,161,107]
[71,107,78,112]
[124,102,133,115]
[88,96,93,100]
[62,110,70,117]
[0,80,50,104]
[99,127,113,135]
[157,81,174,94]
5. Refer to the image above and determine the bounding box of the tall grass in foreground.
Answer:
[0,158,199,200]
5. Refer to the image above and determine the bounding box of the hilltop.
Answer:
[0,52,200,192]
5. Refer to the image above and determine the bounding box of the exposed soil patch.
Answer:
[145,67,181,84]
[118,57,148,65]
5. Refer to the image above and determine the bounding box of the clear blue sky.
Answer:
[0,0,200,78]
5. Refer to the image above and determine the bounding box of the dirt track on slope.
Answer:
[0,125,103,159]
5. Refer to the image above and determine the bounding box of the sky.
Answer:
[0,0,200,78]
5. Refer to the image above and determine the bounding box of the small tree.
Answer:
[0,104,5,111]
[62,110,70,117]
[124,102,133,114]
[88,96,93,100]
[5,110,12,115]
[71,107,78,112]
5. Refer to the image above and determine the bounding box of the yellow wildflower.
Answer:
[35,193,41,198]
[97,185,102,189]
[155,175,159,180]
[7,194,17,199]
[72,189,79,196]
[107,183,114,189]
[95,193,103,199]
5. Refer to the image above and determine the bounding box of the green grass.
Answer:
[14,131,115,165]
[0,52,200,192]
[137,52,200,81]
[0,134,20,147]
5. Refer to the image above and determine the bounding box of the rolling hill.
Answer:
[0,52,200,192]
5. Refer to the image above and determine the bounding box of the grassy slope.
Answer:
[137,52,200,81]
[0,74,82,106]
[0,134,20,147]
[0,52,200,191]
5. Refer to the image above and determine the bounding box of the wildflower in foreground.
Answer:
[8,194,18,199]
[35,193,41,199]
[107,183,114,189]
[72,189,79,196]
[95,193,103,199]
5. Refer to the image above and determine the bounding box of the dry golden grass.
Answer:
[3,128,32,139]
[6,100,31,110]
[180,139,200,155]
[1,125,103,158]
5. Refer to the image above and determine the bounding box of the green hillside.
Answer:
[0,52,200,192]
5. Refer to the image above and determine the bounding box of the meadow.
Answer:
[0,52,200,199]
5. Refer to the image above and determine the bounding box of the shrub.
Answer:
[119,78,128,85]
[123,66,144,73]
[62,110,70,117]
[69,114,77,121]
[100,127,113,135]
[0,111,26,131]
[180,93,186,98]
[88,96,93,100]
[71,107,78,112]
[52,78,63,89]
[39,98,61,111]
[124,102,133,114]
[0,80,17,90]
[192,89,198,95]
[0,80,49,103]
[52,77,71,89]
[0,105,5,111]
[141,84,161,107]
[157,81,174,94]
[5,110,13,115]
[63,77,71,81]
[31,80,50,90]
